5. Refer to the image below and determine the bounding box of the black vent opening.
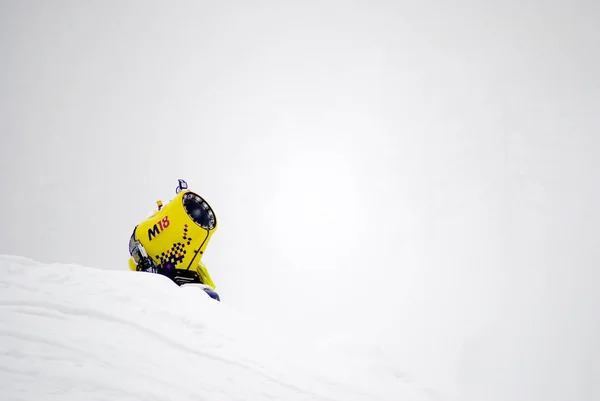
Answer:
[182,192,216,230]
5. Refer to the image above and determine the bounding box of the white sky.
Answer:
[1,1,599,400]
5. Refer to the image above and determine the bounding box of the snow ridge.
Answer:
[0,255,437,401]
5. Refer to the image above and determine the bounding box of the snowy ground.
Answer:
[0,255,442,401]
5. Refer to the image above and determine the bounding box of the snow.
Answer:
[0,255,440,401]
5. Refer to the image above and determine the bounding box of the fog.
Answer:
[2,1,599,400]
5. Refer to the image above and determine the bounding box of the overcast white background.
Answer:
[1,1,599,400]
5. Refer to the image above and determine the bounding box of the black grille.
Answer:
[169,269,202,286]
[182,192,217,230]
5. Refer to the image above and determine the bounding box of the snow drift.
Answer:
[0,255,441,401]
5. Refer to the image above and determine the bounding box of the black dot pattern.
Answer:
[155,224,196,268]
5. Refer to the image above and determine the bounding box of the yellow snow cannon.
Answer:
[128,180,218,295]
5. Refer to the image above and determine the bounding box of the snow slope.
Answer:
[0,255,441,401]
